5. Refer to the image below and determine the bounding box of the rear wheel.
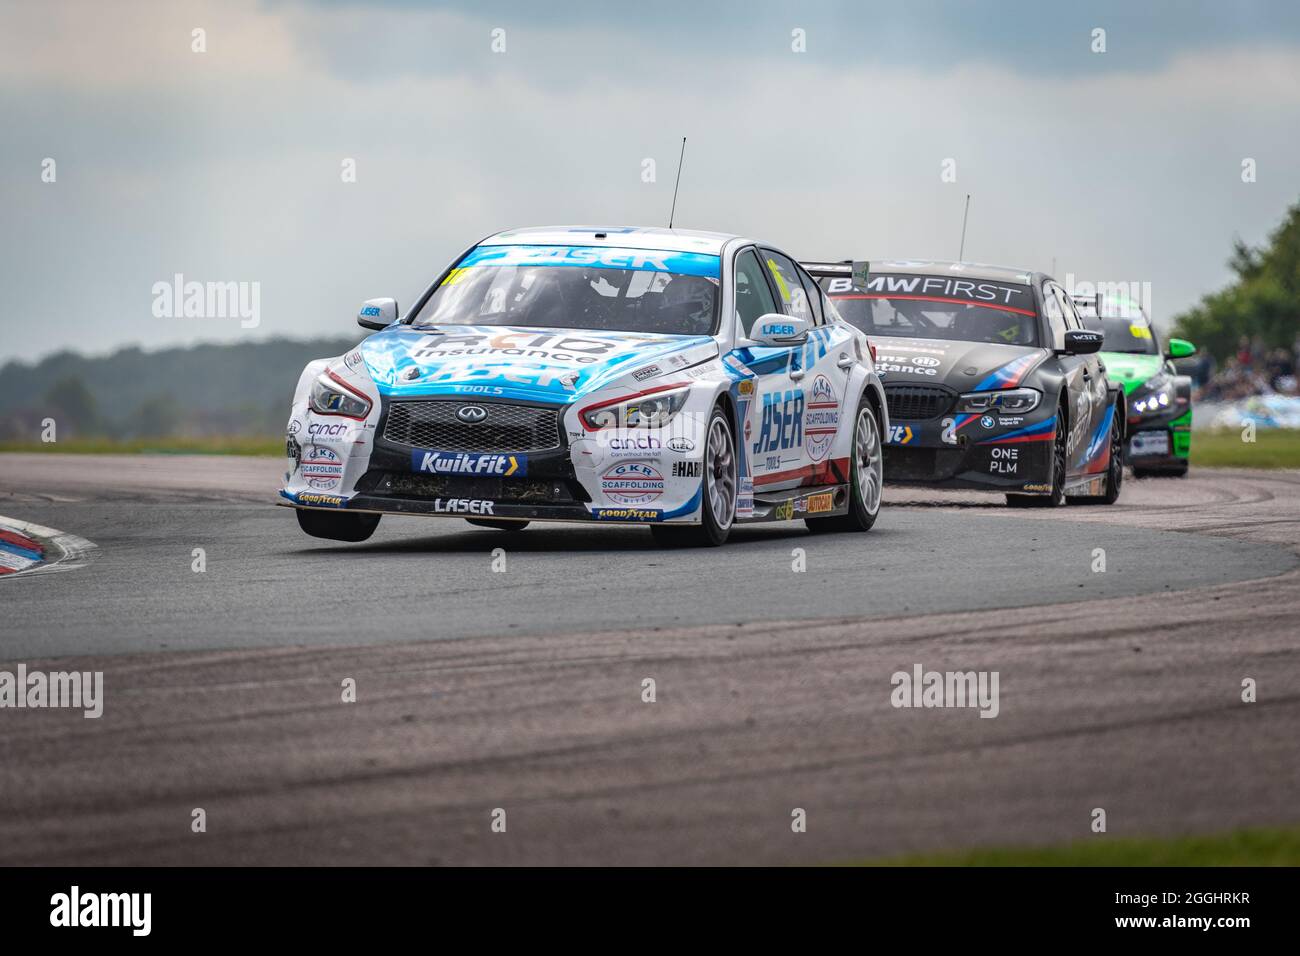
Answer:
[1006,403,1067,508]
[650,405,736,548]
[806,396,882,533]
[296,508,380,542]
[466,519,530,531]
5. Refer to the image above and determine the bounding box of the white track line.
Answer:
[0,515,99,578]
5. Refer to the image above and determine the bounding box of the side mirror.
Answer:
[1166,337,1196,359]
[750,313,810,346]
[1060,328,1103,355]
[357,297,398,331]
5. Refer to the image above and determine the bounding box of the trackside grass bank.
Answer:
[853,827,1300,866]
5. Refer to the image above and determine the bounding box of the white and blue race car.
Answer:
[281,226,887,546]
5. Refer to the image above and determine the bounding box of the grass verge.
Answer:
[857,827,1300,866]
[1191,429,1300,469]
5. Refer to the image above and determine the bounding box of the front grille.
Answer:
[884,384,954,421]
[383,401,562,452]
[380,473,576,503]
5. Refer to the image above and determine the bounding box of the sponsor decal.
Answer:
[774,500,795,521]
[633,364,662,382]
[432,498,495,515]
[760,321,797,338]
[412,450,526,477]
[912,356,940,367]
[737,379,755,396]
[359,305,382,317]
[287,419,301,435]
[887,424,914,445]
[806,492,835,514]
[413,330,621,366]
[307,421,351,440]
[752,389,804,454]
[601,462,665,504]
[296,492,346,508]
[980,415,996,429]
[457,244,722,278]
[1021,482,1051,493]
[667,437,695,453]
[829,273,1033,311]
[736,476,755,518]
[876,355,939,377]
[449,384,506,395]
[602,433,662,457]
[805,374,840,462]
[672,461,702,478]
[302,445,345,489]
[343,350,365,370]
[592,507,661,521]
[990,446,1019,475]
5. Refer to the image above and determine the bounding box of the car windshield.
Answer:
[827,294,1038,347]
[408,245,720,336]
[1098,317,1159,355]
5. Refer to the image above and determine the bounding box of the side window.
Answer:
[760,249,813,323]
[796,265,825,325]
[1041,282,1067,348]
[733,248,779,337]
[1054,286,1081,330]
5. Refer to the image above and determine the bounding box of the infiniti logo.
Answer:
[457,405,488,423]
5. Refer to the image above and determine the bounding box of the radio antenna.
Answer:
[668,137,687,229]
[958,193,971,261]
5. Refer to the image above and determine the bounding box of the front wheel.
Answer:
[806,396,883,533]
[1006,404,1067,508]
[650,405,736,548]
[296,508,381,542]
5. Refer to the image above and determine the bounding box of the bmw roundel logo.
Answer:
[457,405,488,423]
[980,415,996,429]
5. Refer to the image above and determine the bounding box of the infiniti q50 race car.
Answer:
[280,226,887,546]
[802,260,1125,506]
[1071,291,1196,478]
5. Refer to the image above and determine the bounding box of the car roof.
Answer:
[481,225,739,255]
[804,258,1037,285]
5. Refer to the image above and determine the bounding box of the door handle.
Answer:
[1081,367,1091,380]
[789,367,805,382]
[837,353,855,369]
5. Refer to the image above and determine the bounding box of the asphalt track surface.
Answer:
[1,452,1298,864]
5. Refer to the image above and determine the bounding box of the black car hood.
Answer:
[871,337,1050,391]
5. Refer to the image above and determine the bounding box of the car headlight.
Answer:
[955,387,1041,415]
[580,387,690,430]
[309,371,372,418]
[1130,376,1173,416]
[1132,390,1171,415]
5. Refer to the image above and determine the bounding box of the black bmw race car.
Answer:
[801,260,1125,506]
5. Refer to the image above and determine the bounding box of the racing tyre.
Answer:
[1069,401,1125,505]
[806,395,883,533]
[296,508,381,542]
[650,405,736,548]
[466,519,530,531]
[1006,402,1067,508]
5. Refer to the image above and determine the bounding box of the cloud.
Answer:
[2,0,1299,361]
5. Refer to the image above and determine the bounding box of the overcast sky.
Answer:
[2,0,1299,363]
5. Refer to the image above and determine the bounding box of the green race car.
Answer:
[1072,293,1195,477]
